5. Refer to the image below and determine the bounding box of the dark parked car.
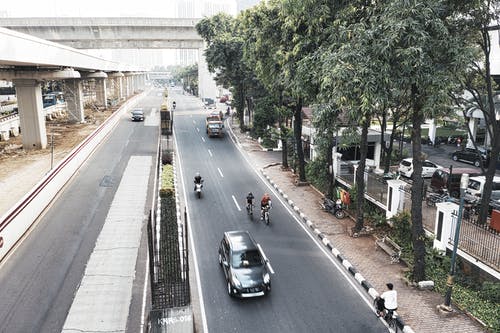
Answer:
[131,109,145,121]
[218,230,271,298]
[451,147,490,167]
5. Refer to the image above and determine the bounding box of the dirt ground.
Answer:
[0,106,117,214]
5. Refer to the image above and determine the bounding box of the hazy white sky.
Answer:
[2,0,180,17]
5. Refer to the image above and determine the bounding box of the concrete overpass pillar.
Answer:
[13,79,47,149]
[63,79,85,123]
[119,76,125,100]
[95,78,107,108]
[124,75,130,97]
[84,71,108,109]
[198,46,217,100]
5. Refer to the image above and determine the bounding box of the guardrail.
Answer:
[0,92,146,262]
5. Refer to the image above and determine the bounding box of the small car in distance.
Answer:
[398,158,442,178]
[131,109,145,121]
[218,230,271,298]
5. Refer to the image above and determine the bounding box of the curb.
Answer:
[260,168,415,333]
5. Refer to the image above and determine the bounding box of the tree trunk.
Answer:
[410,85,426,282]
[354,116,370,232]
[293,97,306,182]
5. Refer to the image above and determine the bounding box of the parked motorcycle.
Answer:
[321,197,345,219]
[194,180,203,198]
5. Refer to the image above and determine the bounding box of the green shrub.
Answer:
[160,164,174,197]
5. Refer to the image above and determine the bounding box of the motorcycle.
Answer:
[262,205,271,225]
[321,197,345,219]
[194,180,203,198]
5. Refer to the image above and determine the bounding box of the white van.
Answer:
[466,176,500,198]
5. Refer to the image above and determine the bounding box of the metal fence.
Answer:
[337,165,500,271]
[148,205,191,310]
[450,210,500,271]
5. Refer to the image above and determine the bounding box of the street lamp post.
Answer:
[443,173,469,308]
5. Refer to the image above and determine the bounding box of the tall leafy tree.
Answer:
[374,0,475,281]
[450,0,500,225]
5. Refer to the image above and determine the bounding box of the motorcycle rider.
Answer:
[172,101,176,109]
[260,193,272,219]
[194,172,203,191]
[246,192,255,212]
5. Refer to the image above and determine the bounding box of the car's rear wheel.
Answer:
[474,160,481,167]
[452,155,458,161]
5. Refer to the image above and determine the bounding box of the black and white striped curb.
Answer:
[261,168,415,333]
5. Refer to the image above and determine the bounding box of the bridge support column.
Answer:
[198,46,217,100]
[124,75,130,97]
[13,79,47,149]
[95,78,108,108]
[119,76,125,100]
[64,79,85,123]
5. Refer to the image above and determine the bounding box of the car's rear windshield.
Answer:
[401,160,411,167]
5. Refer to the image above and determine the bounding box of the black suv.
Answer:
[218,230,271,298]
[451,147,490,167]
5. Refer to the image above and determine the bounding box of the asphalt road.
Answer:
[0,89,161,333]
[172,91,387,333]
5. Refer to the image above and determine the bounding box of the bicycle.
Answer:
[373,298,398,332]
[246,202,254,216]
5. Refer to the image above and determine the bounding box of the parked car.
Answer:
[430,167,482,198]
[131,109,145,121]
[398,158,442,178]
[218,230,271,298]
[465,176,500,199]
[451,147,490,167]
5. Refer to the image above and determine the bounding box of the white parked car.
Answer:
[398,158,442,178]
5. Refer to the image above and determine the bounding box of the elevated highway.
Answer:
[0,26,146,149]
[0,17,217,104]
[0,17,203,49]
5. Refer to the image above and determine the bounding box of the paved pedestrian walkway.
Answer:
[227,119,485,333]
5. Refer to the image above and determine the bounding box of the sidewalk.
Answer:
[227,120,485,333]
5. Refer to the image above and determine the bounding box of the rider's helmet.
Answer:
[248,192,253,196]
[195,172,200,178]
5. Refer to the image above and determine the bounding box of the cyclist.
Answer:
[260,193,272,220]
[376,283,398,319]
[246,192,255,213]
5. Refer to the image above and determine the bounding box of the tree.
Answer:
[374,0,475,281]
[450,0,500,224]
